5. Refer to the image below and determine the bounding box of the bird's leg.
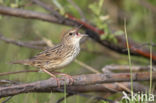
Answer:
[54,72,74,85]
[42,69,60,88]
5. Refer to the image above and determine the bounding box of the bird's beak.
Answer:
[78,33,88,37]
[74,24,88,37]
[81,33,88,37]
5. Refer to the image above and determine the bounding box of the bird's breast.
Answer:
[43,45,80,69]
[58,46,80,68]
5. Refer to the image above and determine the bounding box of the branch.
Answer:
[0,5,60,23]
[0,80,116,103]
[68,82,148,93]
[1,96,13,103]
[102,65,156,72]
[0,70,38,76]
[30,0,64,21]
[74,59,100,73]
[0,33,46,49]
[0,72,155,98]
[0,5,156,63]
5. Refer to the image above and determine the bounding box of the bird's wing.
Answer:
[30,44,63,61]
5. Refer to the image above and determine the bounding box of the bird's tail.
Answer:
[10,60,30,65]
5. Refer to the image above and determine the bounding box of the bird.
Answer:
[12,26,87,87]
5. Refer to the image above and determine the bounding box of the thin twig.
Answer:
[115,82,131,93]
[56,94,74,103]
[56,88,115,103]
[0,5,61,23]
[75,59,100,74]
[0,70,38,76]
[102,68,131,93]
[2,96,13,103]
[102,65,156,72]
[30,0,64,22]
[0,33,45,50]
[75,59,120,92]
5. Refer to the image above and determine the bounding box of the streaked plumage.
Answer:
[12,28,86,72]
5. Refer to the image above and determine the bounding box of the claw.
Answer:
[58,73,74,85]
[42,69,60,88]
[55,78,60,88]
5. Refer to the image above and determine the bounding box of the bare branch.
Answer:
[30,0,64,22]
[0,70,38,76]
[0,5,59,23]
[2,80,145,93]
[75,59,100,74]
[1,96,13,103]
[69,82,149,93]
[102,65,156,72]
[56,94,73,103]
[0,72,155,98]
[0,5,79,28]
[0,33,46,49]
[56,93,115,103]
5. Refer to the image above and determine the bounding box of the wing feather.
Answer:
[31,44,63,61]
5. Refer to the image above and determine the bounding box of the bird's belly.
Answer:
[44,47,80,69]
[56,49,80,68]
[43,56,76,69]
[58,56,75,68]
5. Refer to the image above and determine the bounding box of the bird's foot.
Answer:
[55,73,74,85]
[49,74,61,88]
[53,77,60,88]
[42,69,60,88]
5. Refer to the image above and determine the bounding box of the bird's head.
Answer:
[62,27,87,46]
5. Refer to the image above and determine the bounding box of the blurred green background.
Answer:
[0,0,156,103]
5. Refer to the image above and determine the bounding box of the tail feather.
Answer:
[10,60,30,65]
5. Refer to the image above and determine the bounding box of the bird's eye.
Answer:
[69,33,73,35]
